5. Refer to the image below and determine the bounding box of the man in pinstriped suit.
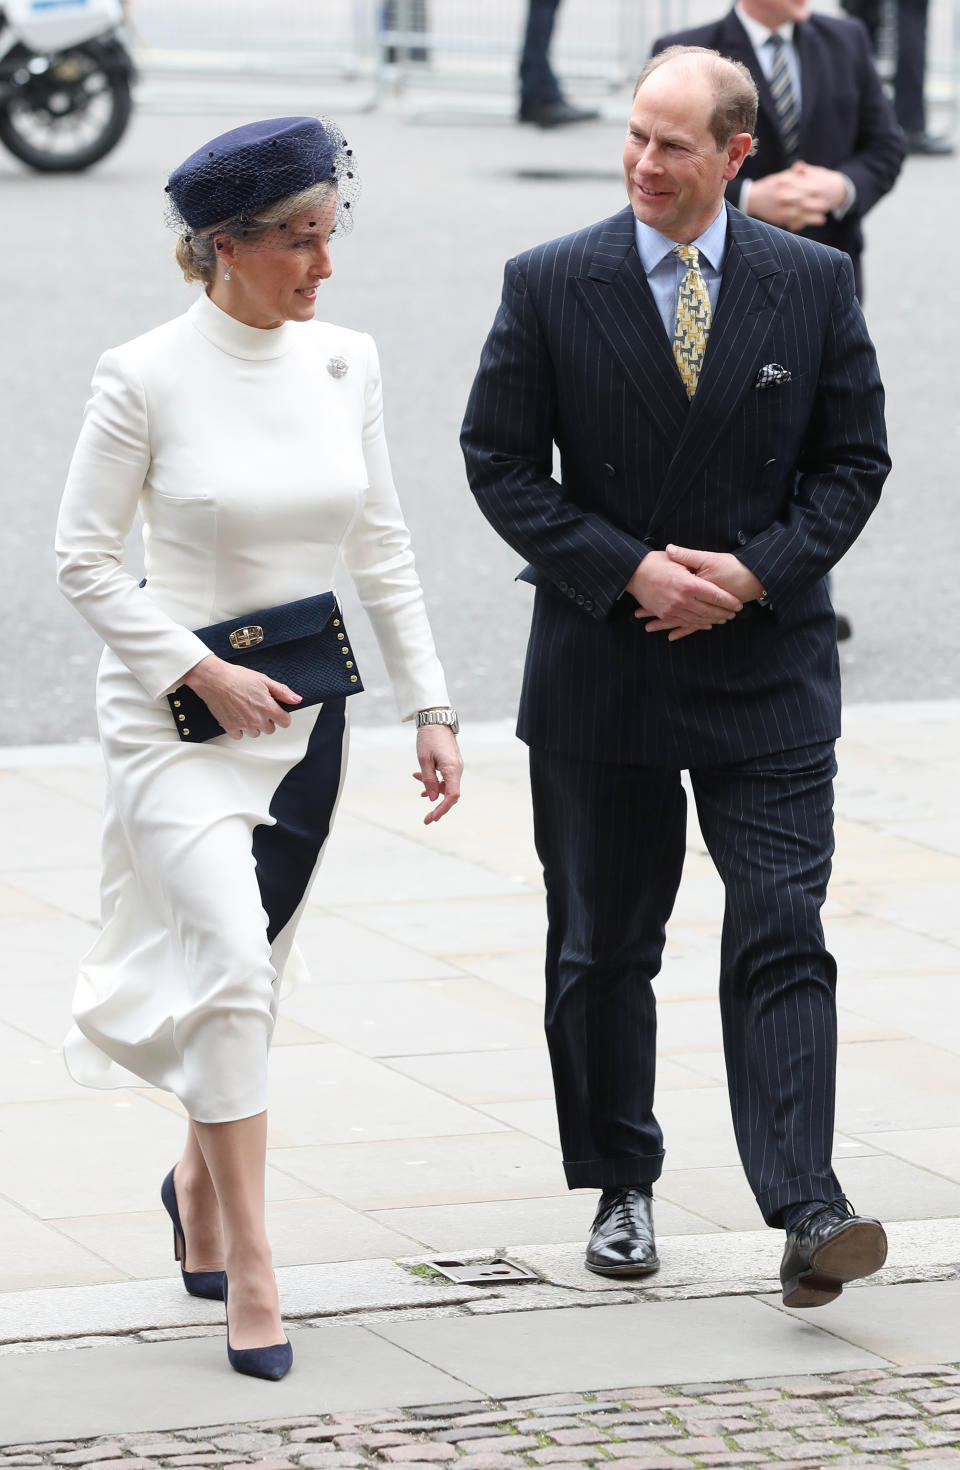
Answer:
[461,47,891,1307]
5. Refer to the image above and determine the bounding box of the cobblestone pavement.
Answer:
[7,1367,960,1469]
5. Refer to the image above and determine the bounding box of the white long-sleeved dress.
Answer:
[55,291,449,1122]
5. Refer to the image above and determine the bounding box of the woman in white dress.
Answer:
[55,116,462,1381]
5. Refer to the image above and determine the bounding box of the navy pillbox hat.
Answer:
[166,116,339,231]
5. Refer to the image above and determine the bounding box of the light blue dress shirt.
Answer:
[633,206,727,342]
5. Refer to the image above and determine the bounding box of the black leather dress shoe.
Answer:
[585,1188,659,1276]
[904,130,955,156]
[519,100,600,128]
[781,1199,887,1308]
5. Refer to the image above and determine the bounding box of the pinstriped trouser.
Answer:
[529,741,843,1228]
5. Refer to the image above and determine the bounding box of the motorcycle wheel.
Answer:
[0,43,132,172]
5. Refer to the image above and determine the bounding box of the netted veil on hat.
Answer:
[165,115,359,240]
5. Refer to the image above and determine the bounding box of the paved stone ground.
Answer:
[6,1368,960,1468]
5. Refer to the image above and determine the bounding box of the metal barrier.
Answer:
[128,0,958,134]
[130,0,385,114]
[380,0,647,114]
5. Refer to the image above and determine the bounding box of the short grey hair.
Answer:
[635,45,759,155]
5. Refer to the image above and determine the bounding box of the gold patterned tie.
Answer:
[672,244,712,399]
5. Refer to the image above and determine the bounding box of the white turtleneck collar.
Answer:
[188,289,298,361]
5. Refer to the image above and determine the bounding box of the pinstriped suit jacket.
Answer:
[461,203,890,767]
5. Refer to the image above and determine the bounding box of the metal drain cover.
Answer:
[429,1257,540,1285]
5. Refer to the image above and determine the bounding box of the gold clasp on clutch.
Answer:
[229,625,264,650]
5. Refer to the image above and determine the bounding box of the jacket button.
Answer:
[559,581,568,592]
[575,594,585,606]
[567,587,576,598]
[584,599,594,612]
[736,531,747,546]
[604,462,616,476]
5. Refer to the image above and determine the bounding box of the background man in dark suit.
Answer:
[652,0,905,299]
[461,46,891,1308]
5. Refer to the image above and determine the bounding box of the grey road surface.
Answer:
[3,90,957,745]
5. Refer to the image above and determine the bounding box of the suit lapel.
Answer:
[572,207,690,448]
[644,206,788,536]
[793,19,820,144]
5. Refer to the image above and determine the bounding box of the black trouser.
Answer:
[842,0,930,131]
[530,741,842,1228]
[519,0,564,106]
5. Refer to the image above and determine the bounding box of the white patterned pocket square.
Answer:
[755,362,792,389]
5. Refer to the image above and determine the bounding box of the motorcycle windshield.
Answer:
[4,0,125,53]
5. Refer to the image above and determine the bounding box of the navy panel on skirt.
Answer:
[252,697,346,943]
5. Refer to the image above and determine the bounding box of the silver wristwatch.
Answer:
[416,708,460,735]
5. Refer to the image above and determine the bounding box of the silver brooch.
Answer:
[327,356,348,379]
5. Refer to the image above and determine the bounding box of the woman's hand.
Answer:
[182,654,301,739]
[413,723,462,824]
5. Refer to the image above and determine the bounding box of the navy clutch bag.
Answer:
[166,591,363,743]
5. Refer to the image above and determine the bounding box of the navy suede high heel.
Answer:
[160,1167,226,1301]
[224,1278,293,1381]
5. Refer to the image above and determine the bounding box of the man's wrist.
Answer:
[831,172,856,218]
[729,552,766,603]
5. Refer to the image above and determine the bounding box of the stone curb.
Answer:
[3,1221,959,1352]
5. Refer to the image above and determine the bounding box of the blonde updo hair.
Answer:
[174,180,337,284]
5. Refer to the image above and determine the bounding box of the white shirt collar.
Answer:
[734,2,795,49]
[634,204,728,277]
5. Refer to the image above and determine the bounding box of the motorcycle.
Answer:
[0,0,134,171]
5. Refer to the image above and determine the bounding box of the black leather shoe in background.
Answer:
[903,130,955,156]
[585,1188,659,1276]
[519,100,600,128]
[781,1198,887,1308]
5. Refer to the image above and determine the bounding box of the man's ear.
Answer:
[725,132,755,179]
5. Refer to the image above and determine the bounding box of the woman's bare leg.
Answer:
[192,1111,285,1350]
[173,1121,225,1273]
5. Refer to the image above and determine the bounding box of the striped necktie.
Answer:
[768,33,800,161]
[672,245,712,399]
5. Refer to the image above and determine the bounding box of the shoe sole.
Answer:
[585,1257,660,1278]
[782,1220,887,1308]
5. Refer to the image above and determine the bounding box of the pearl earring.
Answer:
[224,266,233,282]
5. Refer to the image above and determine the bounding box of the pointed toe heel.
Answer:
[226,1338,293,1381]
[160,1167,226,1302]
[223,1279,293,1381]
